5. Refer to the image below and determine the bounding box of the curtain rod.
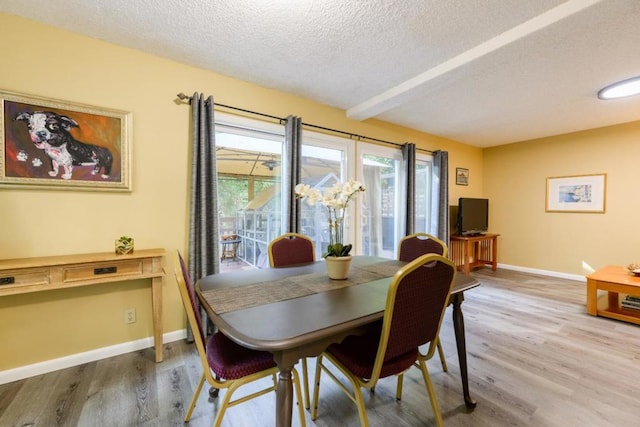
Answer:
[176,93,434,154]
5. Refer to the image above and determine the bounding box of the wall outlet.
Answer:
[124,308,136,324]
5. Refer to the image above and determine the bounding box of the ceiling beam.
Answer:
[346,0,604,121]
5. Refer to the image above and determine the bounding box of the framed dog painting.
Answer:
[0,90,131,191]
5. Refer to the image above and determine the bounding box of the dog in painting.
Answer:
[15,111,113,180]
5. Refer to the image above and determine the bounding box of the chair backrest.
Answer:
[268,232,315,267]
[371,254,456,379]
[174,251,209,369]
[398,233,448,261]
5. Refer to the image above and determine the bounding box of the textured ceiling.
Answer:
[2,0,640,147]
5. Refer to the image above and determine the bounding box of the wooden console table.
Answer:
[0,248,166,362]
[586,265,640,325]
[450,234,499,274]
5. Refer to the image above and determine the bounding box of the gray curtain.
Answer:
[430,150,449,245]
[283,115,302,233]
[188,92,220,284]
[402,143,416,236]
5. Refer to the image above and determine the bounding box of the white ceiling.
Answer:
[2,0,640,147]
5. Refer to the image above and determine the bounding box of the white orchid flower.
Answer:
[294,183,311,197]
[294,178,365,257]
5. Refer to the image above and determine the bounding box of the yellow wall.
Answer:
[0,14,480,370]
[484,120,640,274]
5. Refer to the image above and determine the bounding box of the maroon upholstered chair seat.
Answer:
[326,334,418,380]
[206,332,276,380]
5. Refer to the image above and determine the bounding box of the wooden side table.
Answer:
[449,234,499,274]
[586,265,640,325]
[0,248,166,362]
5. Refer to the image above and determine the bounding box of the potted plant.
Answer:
[295,179,365,279]
[115,236,134,255]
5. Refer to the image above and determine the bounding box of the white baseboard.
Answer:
[497,263,586,282]
[0,329,187,385]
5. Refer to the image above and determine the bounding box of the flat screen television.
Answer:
[457,197,489,236]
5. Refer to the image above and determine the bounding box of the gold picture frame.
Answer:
[545,173,606,213]
[1,89,132,192]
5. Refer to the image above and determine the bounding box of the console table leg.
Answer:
[451,293,477,409]
[152,276,163,362]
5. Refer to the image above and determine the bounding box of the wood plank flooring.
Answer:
[1,267,639,426]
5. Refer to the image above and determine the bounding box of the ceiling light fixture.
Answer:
[597,76,640,100]
[261,159,279,171]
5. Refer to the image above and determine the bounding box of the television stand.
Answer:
[450,234,499,275]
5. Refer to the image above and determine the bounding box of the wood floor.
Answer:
[2,267,639,426]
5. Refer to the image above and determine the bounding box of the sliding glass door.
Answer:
[214,112,433,266]
[215,114,285,268]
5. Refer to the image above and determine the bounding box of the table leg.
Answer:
[275,365,294,427]
[491,236,498,271]
[451,292,476,409]
[151,276,163,362]
[586,279,597,315]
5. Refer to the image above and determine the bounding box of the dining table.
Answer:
[196,256,479,427]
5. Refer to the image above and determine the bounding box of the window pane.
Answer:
[359,149,403,258]
[299,144,347,259]
[216,122,283,269]
[414,158,433,234]
[218,176,248,233]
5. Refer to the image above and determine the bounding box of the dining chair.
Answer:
[174,251,306,427]
[397,232,449,371]
[311,253,456,427]
[267,232,315,409]
[398,232,448,260]
[268,232,316,268]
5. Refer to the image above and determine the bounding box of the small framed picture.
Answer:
[1,89,132,192]
[546,174,606,213]
[456,167,469,186]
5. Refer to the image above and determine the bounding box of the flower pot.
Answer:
[115,238,134,255]
[325,255,352,280]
